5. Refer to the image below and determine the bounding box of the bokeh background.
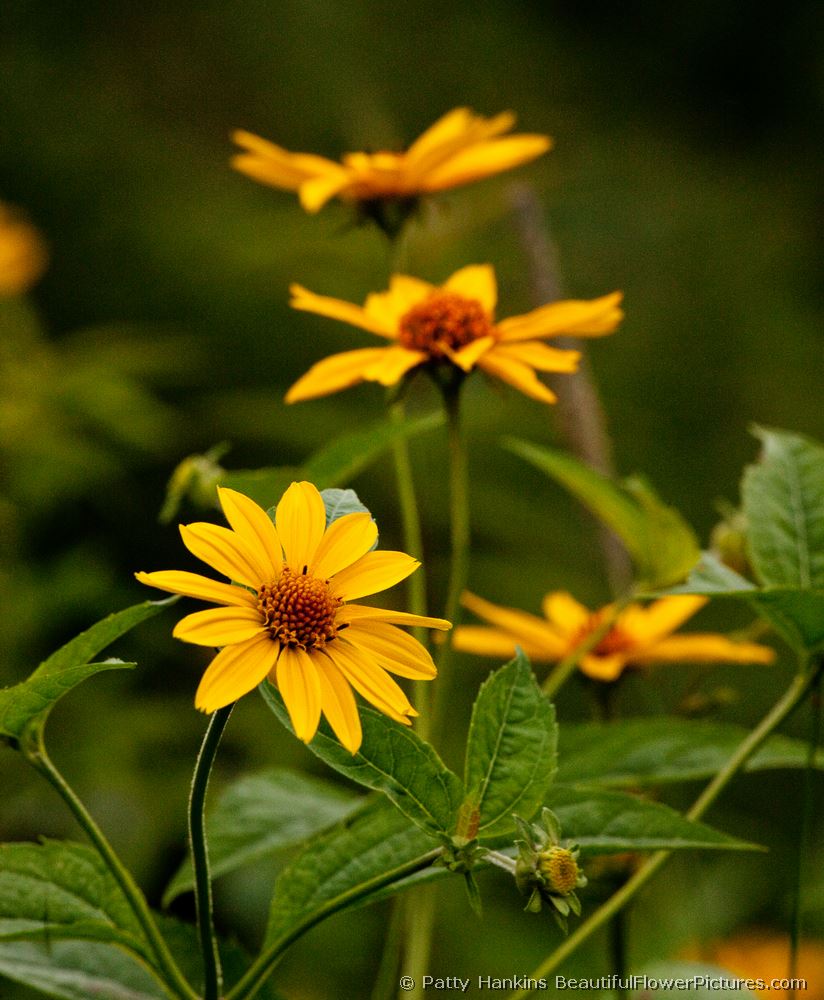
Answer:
[2,1,823,996]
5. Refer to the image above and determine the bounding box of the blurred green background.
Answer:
[2,1,823,996]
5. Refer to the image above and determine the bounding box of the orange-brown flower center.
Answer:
[572,612,635,659]
[257,567,342,650]
[398,292,491,358]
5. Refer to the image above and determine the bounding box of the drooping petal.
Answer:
[492,341,581,373]
[633,635,776,665]
[329,550,420,601]
[276,646,323,743]
[577,653,629,682]
[173,606,266,646]
[276,481,327,573]
[316,656,362,753]
[326,639,415,723]
[449,335,496,372]
[135,570,257,608]
[421,135,552,192]
[217,488,282,578]
[298,171,354,213]
[625,596,708,644]
[195,633,279,713]
[477,351,558,404]
[285,347,393,404]
[180,522,269,588]
[289,284,395,337]
[442,264,497,314]
[312,512,378,579]
[335,604,451,631]
[344,621,437,679]
[362,345,427,385]
[496,292,623,343]
[541,592,592,636]
[462,592,567,656]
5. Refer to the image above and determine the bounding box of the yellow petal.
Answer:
[135,570,256,608]
[173,606,266,646]
[496,292,624,343]
[362,345,426,385]
[344,621,437,679]
[316,656,362,753]
[452,625,521,660]
[449,335,496,372]
[363,275,434,328]
[492,341,581,373]
[335,604,451,631]
[541,592,592,636]
[298,171,354,213]
[231,130,341,179]
[276,646,323,743]
[276,481,327,573]
[477,351,558,404]
[285,347,392,404]
[217,488,282,578]
[422,135,552,191]
[329,551,419,601]
[442,264,497,314]
[312,512,378,579]
[195,633,279,713]
[405,107,476,163]
[289,284,394,338]
[326,639,415,723]
[633,635,776,665]
[180,522,269,588]
[577,653,629,682]
[461,592,567,656]
[626,596,708,644]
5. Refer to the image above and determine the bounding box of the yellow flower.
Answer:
[231,107,551,214]
[455,591,775,682]
[0,202,48,295]
[286,265,622,405]
[137,483,449,752]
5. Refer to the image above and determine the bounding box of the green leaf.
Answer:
[660,551,755,594]
[320,487,372,527]
[259,683,464,837]
[549,786,761,854]
[464,652,557,841]
[742,426,824,589]
[264,797,437,949]
[0,598,173,747]
[223,413,442,509]
[504,439,699,587]
[163,769,361,905]
[557,717,824,788]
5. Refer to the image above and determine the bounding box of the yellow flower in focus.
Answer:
[232,108,551,215]
[137,483,449,752]
[455,591,775,682]
[0,202,48,295]
[286,265,622,405]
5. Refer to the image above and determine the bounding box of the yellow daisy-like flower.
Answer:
[137,482,449,753]
[0,201,48,296]
[231,107,551,215]
[286,265,623,405]
[454,591,775,682]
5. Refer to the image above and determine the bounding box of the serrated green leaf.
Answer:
[742,427,824,590]
[0,599,173,746]
[264,797,438,948]
[549,786,761,854]
[163,769,361,905]
[259,683,464,837]
[464,652,557,841]
[557,718,824,788]
[503,439,699,587]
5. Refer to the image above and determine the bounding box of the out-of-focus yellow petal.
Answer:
[442,264,497,314]
[232,130,341,178]
[135,570,256,608]
[363,275,434,328]
[276,646,323,743]
[289,284,395,338]
[422,135,552,191]
[276,481,327,573]
[477,350,558,404]
[496,292,624,343]
[180,522,269,588]
[462,592,567,656]
[326,639,415,723]
[627,595,708,643]
[312,512,378,579]
[316,656,362,753]
[335,604,451,631]
[173,606,265,646]
[285,347,391,403]
[577,653,629,682]
[298,171,354,213]
[541,592,592,636]
[634,635,776,665]
[449,335,496,371]
[195,633,278,713]
[329,551,419,601]
[493,341,581,373]
[453,625,547,662]
[344,621,437,679]
[404,107,476,163]
[217,488,282,578]
[362,345,427,385]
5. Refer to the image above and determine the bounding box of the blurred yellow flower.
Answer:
[286,265,622,405]
[455,591,775,682]
[0,202,47,295]
[232,107,551,214]
[137,483,449,752]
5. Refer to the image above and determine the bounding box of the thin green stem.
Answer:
[508,666,819,999]
[190,704,234,1000]
[370,891,407,1000]
[27,746,198,1000]
[226,849,442,1000]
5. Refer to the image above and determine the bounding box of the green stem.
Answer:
[190,704,234,1000]
[508,666,819,999]
[226,849,442,1000]
[27,746,198,1000]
